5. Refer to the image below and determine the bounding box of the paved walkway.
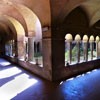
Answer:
[0,58,100,100]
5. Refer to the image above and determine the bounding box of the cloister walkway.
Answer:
[0,58,100,100]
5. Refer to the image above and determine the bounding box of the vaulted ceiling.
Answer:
[0,0,100,43]
[0,0,50,42]
[51,0,100,26]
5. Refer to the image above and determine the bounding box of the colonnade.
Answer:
[65,34,100,65]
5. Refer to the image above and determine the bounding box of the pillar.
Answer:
[75,34,81,63]
[17,41,25,60]
[98,42,100,58]
[96,42,99,58]
[89,35,94,60]
[95,36,100,58]
[28,37,34,61]
[83,35,88,62]
[42,38,52,69]
[65,34,73,64]
[42,28,52,80]
[83,42,88,61]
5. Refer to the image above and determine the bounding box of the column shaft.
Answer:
[28,37,34,61]
[83,42,88,61]
[17,41,25,60]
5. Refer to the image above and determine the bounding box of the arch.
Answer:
[81,0,100,27]
[0,1,43,64]
[0,15,17,40]
[4,15,25,41]
[63,6,89,37]
[0,16,17,39]
[0,22,10,42]
[13,3,42,41]
[3,15,26,59]
[0,14,20,57]
[0,22,10,35]
[90,20,100,36]
[90,10,100,26]
[0,2,28,34]
[9,0,51,26]
[0,0,43,42]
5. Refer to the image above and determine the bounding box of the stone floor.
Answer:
[0,58,100,100]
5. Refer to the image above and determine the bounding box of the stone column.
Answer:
[98,42,100,58]
[89,35,94,60]
[96,42,99,58]
[95,36,100,58]
[83,35,88,62]
[42,27,54,80]
[42,38,52,70]
[28,37,34,61]
[83,42,88,61]
[75,34,81,63]
[65,34,73,64]
[17,41,25,60]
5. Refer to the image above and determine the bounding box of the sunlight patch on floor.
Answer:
[0,67,22,79]
[0,73,38,100]
[0,59,12,66]
[0,61,11,66]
